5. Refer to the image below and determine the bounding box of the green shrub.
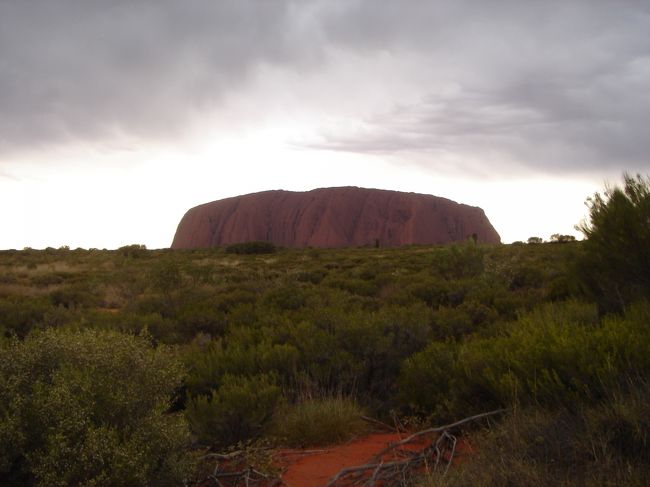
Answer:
[49,284,101,309]
[184,337,300,397]
[576,173,650,312]
[117,244,148,258]
[30,272,69,287]
[431,244,486,279]
[263,283,308,310]
[185,373,282,447]
[509,265,544,290]
[225,241,277,255]
[400,300,623,418]
[90,311,180,344]
[0,328,193,486]
[279,319,361,395]
[432,302,498,340]
[174,292,228,339]
[148,260,183,298]
[585,382,650,464]
[595,300,650,381]
[0,272,18,284]
[270,396,368,447]
[408,300,650,419]
[354,304,433,403]
[418,391,650,487]
[295,268,327,284]
[407,275,450,307]
[215,288,258,312]
[184,341,257,397]
[0,296,53,338]
[325,276,379,297]
[399,340,460,418]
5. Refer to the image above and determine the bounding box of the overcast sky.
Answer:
[1,0,649,249]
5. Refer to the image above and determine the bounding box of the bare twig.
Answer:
[441,432,457,476]
[365,461,384,486]
[325,458,420,487]
[201,451,245,461]
[361,415,398,432]
[324,409,507,487]
[391,410,408,434]
[372,408,506,460]
[278,449,328,456]
[195,446,280,487]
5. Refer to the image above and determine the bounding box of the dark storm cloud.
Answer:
[0,0,318,154]
[1,0,649,174]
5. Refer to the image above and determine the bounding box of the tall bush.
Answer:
[577,173,650,312]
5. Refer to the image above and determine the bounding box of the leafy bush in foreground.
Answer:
[418,388,650,487]
[400,300,650,419]
[0,328,193,487]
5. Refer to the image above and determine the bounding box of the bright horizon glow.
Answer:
[1,127,603,250]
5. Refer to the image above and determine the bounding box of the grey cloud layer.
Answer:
[1,0,649,174]
[311,0,650,173]
[0,0,314,153]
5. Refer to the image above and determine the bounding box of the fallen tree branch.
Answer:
[324,408,507,487]
[200,451,245,461]
[361,415,399,432]
[371,408,506,460]
[278,449,328,456]
[194,446,281,487]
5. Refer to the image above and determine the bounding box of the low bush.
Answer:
[324,276,379,297]
[295,268,327,284]
[49,284,101,309]
[431,244,486,279]
[30,273,67,287]
[418,388,650,487]
[270,396,368,447]
[185,373,282,447]
[225,241,277,255]
[117,244,148,258]
[262,283,308,310]
[0,296,56,338]
[399,300,650,419]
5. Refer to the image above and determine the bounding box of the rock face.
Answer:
[171,187,501,249]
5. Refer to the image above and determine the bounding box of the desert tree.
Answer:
[576,173,650,312]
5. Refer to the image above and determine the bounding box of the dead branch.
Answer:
[195,447,281,487]
[361,415,399,432]
[278,449,328,456]
[371,408,506,460]
[324,408,506,487]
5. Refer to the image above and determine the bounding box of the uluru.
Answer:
[171,187,501,249]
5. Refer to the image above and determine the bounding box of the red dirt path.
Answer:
[277,432,471,487]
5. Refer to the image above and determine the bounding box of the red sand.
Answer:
[278,433,403,487]
[277,432,471,487]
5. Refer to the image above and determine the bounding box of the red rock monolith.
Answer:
[171,187,500,248]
